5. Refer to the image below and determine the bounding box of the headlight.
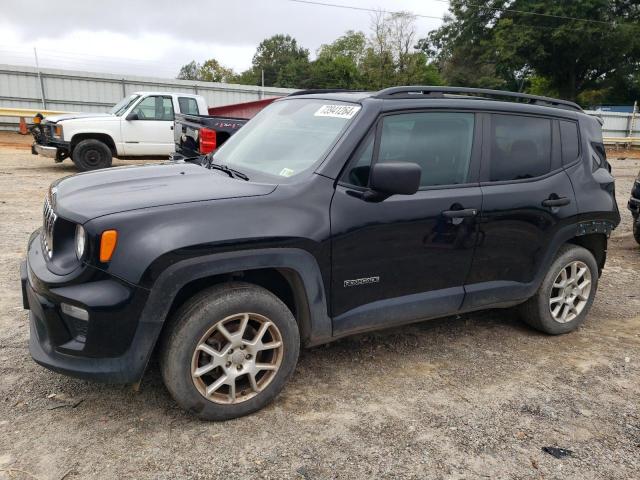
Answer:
[75,225,86,260]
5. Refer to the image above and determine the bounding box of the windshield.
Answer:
[213,99,361,178]
[109,94,140,116]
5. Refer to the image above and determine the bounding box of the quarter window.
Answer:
[489,114,552,181]
[178,97,199,115]
[131,96,174,121]
[559,120,580,165]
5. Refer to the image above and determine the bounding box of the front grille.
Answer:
[42,194,57,258]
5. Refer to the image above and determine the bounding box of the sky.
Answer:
[0,0,449,78]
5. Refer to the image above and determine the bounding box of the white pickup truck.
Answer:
[31,91,208,170]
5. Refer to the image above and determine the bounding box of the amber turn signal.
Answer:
[99,230,118,262]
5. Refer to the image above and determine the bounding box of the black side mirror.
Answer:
[126,112,139,121]
[365,162,421,201]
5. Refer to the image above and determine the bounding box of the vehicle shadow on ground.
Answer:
[31,309,533,422]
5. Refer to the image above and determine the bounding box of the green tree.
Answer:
[317,30,367,66]
[198,59,234,83]
[177,60,199,80]
[420,0,640,102]
[176,59,235,83]
[251,34,310,87]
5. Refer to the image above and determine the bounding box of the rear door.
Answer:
[122,95,175,155]
[330,110,483,335]
[463,112,578,309]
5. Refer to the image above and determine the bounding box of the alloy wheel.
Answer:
[191,312,283,404]
[548,260,592,323]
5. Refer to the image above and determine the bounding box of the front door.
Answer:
[122,95,175,155]
[330,111,482,336]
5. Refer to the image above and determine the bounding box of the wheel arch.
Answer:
[70,133,117,156]
[134,248,331,381]
[567,232,607,274]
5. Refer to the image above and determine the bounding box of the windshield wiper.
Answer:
[207,162,250,181]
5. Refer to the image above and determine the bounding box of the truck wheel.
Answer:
[160,282,300,421]
[72,139,112,171]
[633,218,640,245]
[519,244,598,335]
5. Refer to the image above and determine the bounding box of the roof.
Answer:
[287,86,583,114]
[131,91,202,97]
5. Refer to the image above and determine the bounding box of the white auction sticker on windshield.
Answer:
[314,104,361,119]
[279,167,295,177]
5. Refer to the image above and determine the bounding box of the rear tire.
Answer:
[72,139,112,171]
[520,244,598,335]
[160,282,300,421]
[633,217,640,245]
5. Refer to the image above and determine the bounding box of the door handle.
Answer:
[442,208,478,218]
[542,196,570,207]
[170,125,174,130]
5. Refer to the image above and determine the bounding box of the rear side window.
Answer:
[179,97,199,115]
[559,120,580,165]
[489,114,552,181]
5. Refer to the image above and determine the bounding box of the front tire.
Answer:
[633,217,640,245]
[520,244,598,335]
[160,282,300,421]
[72,139,112,171]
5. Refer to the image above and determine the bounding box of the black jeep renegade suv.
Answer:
[21,87,620,420]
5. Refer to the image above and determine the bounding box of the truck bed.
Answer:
[174,113,247,158]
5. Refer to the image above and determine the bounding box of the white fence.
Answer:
[0,64,296,130]
[585,110,639,143]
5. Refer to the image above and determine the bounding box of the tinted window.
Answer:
[559,120,580,164]
[344,132,374,187]
[131,96,174,120]
[179,97,199,115]
[489,114,552,181]
[375,112,475,187]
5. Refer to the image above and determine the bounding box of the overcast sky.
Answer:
[0,0,449,78]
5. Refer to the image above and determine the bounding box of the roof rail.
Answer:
[288,88,366,97]
[373,86,583,112]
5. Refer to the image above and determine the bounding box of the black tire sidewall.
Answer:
[160,283,300,421]
[633,218,640,245]
[534,245,599,334]
[72,139,112,171]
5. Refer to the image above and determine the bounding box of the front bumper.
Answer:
[32,143,59,158]
[22,230,158,383]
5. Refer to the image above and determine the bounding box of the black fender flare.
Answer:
[134,248,332,371]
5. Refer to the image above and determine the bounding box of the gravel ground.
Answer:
[0,134,639,479]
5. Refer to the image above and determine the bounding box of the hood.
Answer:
[51,162,276,224]
[45,112,114,123]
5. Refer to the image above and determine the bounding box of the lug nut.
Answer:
[229,349,234,354]
[240,345,245,350]
[245,354,252,360]
[236,365,242,371]
[225,362,231,368]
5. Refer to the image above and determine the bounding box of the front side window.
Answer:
[344,112,475,188]
[131,96,174,120]
[179,97,199,115]
[489,114,552,181]
[214,99,360,178]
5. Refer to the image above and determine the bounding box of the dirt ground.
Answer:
[0,132,638,480]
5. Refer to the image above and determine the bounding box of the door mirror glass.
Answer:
[370,162,421,196]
